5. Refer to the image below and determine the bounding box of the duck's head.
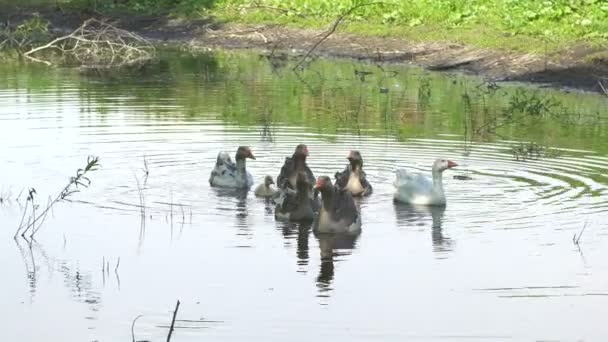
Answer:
[433,158,458,172]
[314,175,333,193]
[293,144,309,159]
[236,146,256,160]
[347,150,363,169]
[264,175,274,187]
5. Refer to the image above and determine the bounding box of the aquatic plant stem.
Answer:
[167,300,181,342]
[131,314,144,342]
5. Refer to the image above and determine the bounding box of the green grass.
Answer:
[2,0,608,55]
[210,0,608,54]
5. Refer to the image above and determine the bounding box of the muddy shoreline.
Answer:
[4,9,608,94]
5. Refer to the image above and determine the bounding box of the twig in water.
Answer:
[573,220,588,245]
[292,2,392,70]
[115,257,120,273]
[131,314,144,342]
[167,300,181,342]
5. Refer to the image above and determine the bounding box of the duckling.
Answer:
[255,175,278,198]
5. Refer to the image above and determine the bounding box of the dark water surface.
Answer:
[1,51,608,341]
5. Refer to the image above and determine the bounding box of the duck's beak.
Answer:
[314,178,323,189]
[347,151,354,160]
[303,146,309,156]
[447,160,458,168]
[248,151,256,160]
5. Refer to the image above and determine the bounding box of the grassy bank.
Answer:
[210,0,608,54]
[2,0,608,56]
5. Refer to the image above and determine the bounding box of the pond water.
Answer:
[1,51,608,342]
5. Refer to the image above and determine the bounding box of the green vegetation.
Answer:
[2,0,607,55]
[213,0,608,53]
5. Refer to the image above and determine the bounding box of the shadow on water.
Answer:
[394,203,453,255]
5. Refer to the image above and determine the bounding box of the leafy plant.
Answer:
[15,156,101,239]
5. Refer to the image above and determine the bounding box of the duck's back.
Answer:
[394,169,442,205]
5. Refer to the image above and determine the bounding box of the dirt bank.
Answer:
[5,9,608,94]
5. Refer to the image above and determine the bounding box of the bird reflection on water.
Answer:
[393,203,454,255]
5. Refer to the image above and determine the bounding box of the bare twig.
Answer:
[292,2,391,70]
[599,81,608,97]
[23,19,154,68]
[167,300,181,342]
[573,220,588,245]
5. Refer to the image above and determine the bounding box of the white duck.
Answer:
[393,159,457,206]
[209,146,255,189]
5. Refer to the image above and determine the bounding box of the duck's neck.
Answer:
[236,157,247,173]
[349,160,361,174]
[294,155,307,170]
[431,169,444,195]
[320,187,335,211]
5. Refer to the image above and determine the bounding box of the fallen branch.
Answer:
[23,18,154,68]
[292,2,391,70]
[167,300,181,342]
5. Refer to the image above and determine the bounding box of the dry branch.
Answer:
[292,2,392,70]
[23,19,154,68]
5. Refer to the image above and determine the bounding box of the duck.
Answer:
[393,158,457,206]
[209,146,256,189]
[334,150,372,196]
[313,176,361,234]
[276,144,315,191]
[254,175,278,198]
[274,173,315,222]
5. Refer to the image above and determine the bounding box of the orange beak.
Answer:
[447,160,457,168]
[303,146,309,156]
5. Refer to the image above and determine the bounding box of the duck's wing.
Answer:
[276,187,299,212]
[359,169,373,195]
[394,169,433,193]
[209,152,237,185]
[334,165,350,189]
[216,152,237,173]
[332,188,359,226]
[276,157,295,189]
